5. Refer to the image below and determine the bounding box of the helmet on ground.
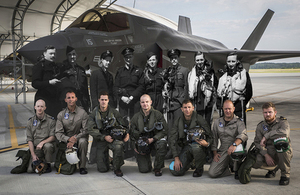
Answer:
[230,144,246,162]
[65,147,80,164]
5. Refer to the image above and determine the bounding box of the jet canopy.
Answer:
[67,8,130,32]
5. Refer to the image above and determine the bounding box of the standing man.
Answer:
[130,94,168,176]
[114,47,144,119]
[208,100,248,178]
[169,99,212,177]
[252,102,293,185]
[162,49,189,128]
[32,45,62,119]
[188,51,217,126]
[90,50,115,109]
[55,90,89,174]
[143,52,164,113]
[87,90,129,177]
[217,52,252,123]
[60,46,90,113]
[26,99,56,173]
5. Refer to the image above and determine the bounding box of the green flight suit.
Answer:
[130,107,168,173]
[87,105,126,172]
[169,111,212,176]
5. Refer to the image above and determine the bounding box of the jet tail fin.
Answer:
[241,9,274,50]
[178,15,192,34]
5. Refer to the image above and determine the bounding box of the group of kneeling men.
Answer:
[12,88,292,186]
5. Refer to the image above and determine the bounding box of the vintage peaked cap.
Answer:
[167,49,181,58]
[66,46,75,55]
[100,50,113,59]
[121,47,134,56]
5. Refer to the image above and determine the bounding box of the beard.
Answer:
[265,115,276,123]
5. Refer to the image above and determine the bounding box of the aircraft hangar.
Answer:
[0,0,117,102]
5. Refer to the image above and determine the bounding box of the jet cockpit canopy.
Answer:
[67,8,130,32]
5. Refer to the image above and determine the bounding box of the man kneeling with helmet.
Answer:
[130,94,168,176]
[23,99,55,174]
[169,99,212,177]
[252,102,293,185]
[87,90,129,177]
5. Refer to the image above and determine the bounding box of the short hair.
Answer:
[182,99,193,106]
[223,99,234,107]
[227,51,237,57]
[194,51,204,58]
[98,90,109,99]
[65,89,76,97]
[44,45,55,52]
[35,99,46,107]
[262,102,276,111]
[140,94,151,101]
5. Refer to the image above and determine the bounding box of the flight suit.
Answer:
[188,64,218,126]
[217,69,252,123]
[87,105,126,172]
[208,115,248,178]
[169,111,212,176]
[26,114,56,172]
[252,117,293,178]
[32,59,62,119]
[90,68,115,109]
[59,61,90,113]
[55,106,89,169]
[130,107,168,173]
[143,67,164,113]
[114,65,144,119]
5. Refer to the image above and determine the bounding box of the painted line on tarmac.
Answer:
[122,176,147,195]
[0,143,28,153]
[8,105,18,148]
[253,86,300,98]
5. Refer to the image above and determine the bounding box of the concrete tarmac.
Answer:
[0,73,299,195]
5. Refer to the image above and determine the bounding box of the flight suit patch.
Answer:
[64,113,69,120]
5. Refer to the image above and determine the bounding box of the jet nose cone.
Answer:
[18,34,69,64]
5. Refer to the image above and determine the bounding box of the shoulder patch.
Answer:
[280,116,287,120]
[28,117,33,121]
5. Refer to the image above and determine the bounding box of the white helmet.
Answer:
[65,147,80,164]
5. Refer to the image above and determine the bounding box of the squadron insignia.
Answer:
[64,113,69,120]
[33,120,37,126]
[219,122,224,127]
[263,125,268,131]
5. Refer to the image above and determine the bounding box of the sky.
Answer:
[115,0,300,63]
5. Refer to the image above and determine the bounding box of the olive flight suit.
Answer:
[169,111,212,176]
[87,105,127,172]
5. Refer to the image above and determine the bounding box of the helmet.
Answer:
[32,160,48,175]
[110,126,127,140]
[65,147,80,164]
[274,137,290,153]
[230,144,246,162]
[184,127,206,143]
[135,137,151,155]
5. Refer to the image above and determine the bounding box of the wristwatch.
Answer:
[232,142,237,146]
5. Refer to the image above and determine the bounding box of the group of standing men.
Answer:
[20,45,292,185]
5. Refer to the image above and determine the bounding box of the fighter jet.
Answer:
[17,4,300,77]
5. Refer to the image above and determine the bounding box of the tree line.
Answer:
[250,62,300,69]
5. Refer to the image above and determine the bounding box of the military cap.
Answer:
[146,52,156,60]
[121,47,134,56]
[100,50,113,59]
[167,49,181,58]
[66,46,75,55]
